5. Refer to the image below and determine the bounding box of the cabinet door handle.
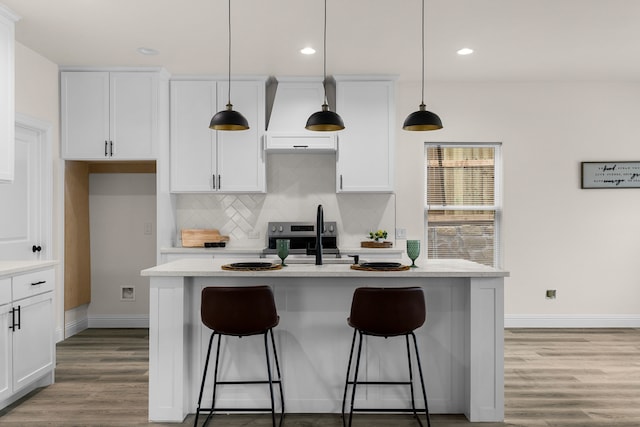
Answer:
[218,175,221,190]
[110,141,114,157]
[32,245,42,253]
[293,145,309,149]
[9,307,15,331]
[212,174,216,190]
[105,141,108,157]
[340,174,343,190]
[31,280,46,286]
[9,306,21,331]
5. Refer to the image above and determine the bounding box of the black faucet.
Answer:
[316,204,323,265]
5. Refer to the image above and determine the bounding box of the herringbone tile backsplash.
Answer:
[176,153,395,248]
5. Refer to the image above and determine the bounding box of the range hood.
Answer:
[265,77,337,152]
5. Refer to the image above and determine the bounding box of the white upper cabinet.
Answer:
[0,5,19,182]
[170,78,266,193]
[335,76,396,193]
[61,70,166,160]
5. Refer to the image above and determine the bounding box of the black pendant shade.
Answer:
[306,103,345,131]
[305,0,344,132]
[209,103,249,131]
[402,103,443,131]
[403,0,442,132]
[210,0,249,131]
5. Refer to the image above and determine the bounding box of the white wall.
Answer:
[396,81,640,325]
[14,42,64,335]
[88,173,156,326]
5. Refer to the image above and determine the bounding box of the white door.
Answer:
[0,120,50,259]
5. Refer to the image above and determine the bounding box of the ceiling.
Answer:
[4,0,640,83]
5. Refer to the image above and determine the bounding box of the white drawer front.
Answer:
[12,268,55,301]
[0,278,10,305]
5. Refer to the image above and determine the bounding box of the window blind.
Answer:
[425,144,501,267]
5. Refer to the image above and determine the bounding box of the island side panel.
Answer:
[466,277,505,422]
[149,276,192,422]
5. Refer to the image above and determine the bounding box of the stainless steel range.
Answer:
[263,221,340,256]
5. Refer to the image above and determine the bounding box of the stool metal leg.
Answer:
[411,332,431,427]
[348,330,365,427]
[405,334,423,427]
[194,332,216,427]
[269,328,285,427]
[263,331,277,427]
[341,329,358,427]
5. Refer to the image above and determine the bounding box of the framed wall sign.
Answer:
[581,161,640,189]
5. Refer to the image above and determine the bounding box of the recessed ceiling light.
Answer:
[300,47,316,55]
[137,47,159,56]
[457,47,474,56]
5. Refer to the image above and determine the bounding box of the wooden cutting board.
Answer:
[181,229,230,247]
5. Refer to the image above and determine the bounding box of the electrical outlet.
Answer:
[545,289,556,299]
[144,222,152,235]
[121,286,135,301]
[395,228,407,239]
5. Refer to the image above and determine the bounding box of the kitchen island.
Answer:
[141,257,509,423]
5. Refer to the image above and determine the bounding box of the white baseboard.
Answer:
[65,316,89,338]
[88,314,149,328]
[505,314,640,328]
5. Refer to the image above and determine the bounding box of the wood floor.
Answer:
[0,328,639,426]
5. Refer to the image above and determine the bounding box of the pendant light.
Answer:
[305,0,345,131]
[403,0,443,131]
[209,0,249,131]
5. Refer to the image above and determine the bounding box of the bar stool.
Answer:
[341,287,431,427]
[194,286,284,427]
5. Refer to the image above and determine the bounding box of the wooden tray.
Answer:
[181,229,230,247]
[360,241,393,248]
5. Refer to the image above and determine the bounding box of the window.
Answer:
[424,143,502,267]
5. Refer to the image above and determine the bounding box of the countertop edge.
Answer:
[0,260,59,277]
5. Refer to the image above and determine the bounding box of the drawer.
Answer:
[12,268,55,301]
[0,278,10,305]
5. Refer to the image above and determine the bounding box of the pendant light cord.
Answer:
[322,0,328,105]
[227,0,232,106]
[421,0,425,106]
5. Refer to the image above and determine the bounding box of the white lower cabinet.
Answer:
[0,268,55,409]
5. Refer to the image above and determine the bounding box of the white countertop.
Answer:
[141,257,508,278]
[0,260,58,277]
[160,246,404,256]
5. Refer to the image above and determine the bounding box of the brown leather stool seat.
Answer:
[342,287,431,427]
[194,286,284,427]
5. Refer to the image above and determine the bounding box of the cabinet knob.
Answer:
[32,245,42,253]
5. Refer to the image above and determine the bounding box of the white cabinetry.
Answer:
[335,77,396,193]
[265,77,336,152]
[0,5,19,182]
[61,70,168,160]
[0,267,55,410]
[170,78,266,192]
[0,278,11,402]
